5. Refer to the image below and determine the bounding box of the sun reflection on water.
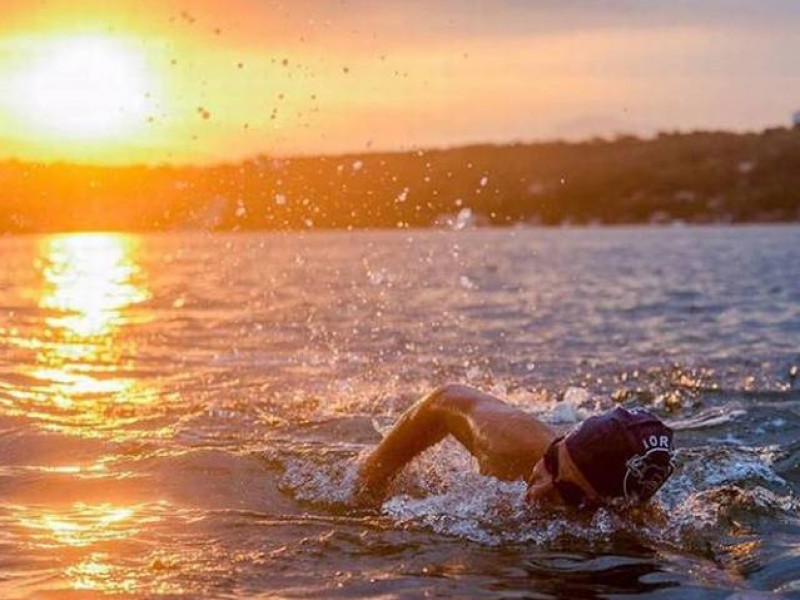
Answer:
[67,553,138,594]
[12,502,186,596]
[39,233,150,338]
[18,503,138,548]
[0,234,174,595]
[2,233,159,435]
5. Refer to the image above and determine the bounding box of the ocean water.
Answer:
[0,225,799,599]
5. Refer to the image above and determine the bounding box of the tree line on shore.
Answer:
[1,127,799,233]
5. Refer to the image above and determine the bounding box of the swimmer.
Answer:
[356,384,675,509]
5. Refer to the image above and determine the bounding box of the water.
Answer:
[0,225,799,599]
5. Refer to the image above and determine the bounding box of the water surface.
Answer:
[1,226,799,598]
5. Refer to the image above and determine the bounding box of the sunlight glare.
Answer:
[0,233,163,437]
[18,503,139,548]
[8,35,157,140]
[39,233,150,338]
[14,502,172,593]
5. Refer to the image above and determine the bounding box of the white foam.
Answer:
[280,455,359,505]
[669,407,747,431]
[382,475,528,545]
[549,399,583,424]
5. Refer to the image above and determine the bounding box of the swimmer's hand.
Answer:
[352,449,397,508]
[352,482,385,509]
[352,470,389,508]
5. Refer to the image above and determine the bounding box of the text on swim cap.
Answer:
[642,435,671,451]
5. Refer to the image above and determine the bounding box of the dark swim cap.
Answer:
[564,407,675,502]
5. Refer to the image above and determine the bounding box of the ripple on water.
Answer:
[1,228,799,598]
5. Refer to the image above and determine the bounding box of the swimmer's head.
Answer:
[564,406,675,503]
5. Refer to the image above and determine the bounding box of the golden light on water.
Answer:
[67,553,138,594]
[1,230,182,595]
[68,554,126,593]
[3,231,185,595]
[0,233,159,435]
[13,502,182,595]
[39,233,150,338]
[18,504,137,548]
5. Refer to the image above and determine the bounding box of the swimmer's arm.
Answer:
[355,384,552,504]
[355,386,451,504]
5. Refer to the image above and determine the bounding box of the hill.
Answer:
[1,128,799,232]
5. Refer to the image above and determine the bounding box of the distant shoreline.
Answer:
[1,127,799,233]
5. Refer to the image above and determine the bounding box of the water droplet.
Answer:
[453,208,474,230]
[459,275,477,290]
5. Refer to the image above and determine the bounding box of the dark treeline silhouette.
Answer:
[2,127,800,233]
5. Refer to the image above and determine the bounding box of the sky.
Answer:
[0,0,798,164]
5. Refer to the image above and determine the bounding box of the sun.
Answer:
[8,34,157,141]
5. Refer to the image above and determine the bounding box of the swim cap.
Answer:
[564,407,675,502]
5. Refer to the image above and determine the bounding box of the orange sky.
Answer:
[0,0,798,165]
